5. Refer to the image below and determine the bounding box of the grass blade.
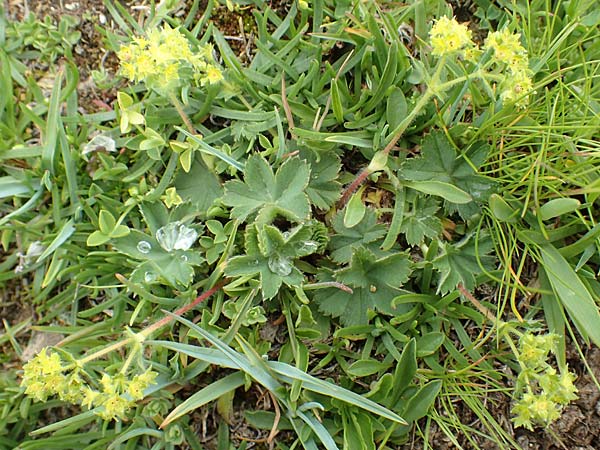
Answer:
[540,244,600,347]
[161,372,245,428]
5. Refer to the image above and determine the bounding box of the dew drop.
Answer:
[137,241,152,254]
[82,134,116,155]
[156,222,198,252]
[180,255,188,262]
[268,254,293,276]
[144,271,156,282]
[299,240,318,254]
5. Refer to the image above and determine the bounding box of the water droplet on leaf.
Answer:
[299,240,318,254]
[156,222,198,252]
[82,134,116,155]
[137,241,152,254]
[144,271,156,282]
[268,254,293,276]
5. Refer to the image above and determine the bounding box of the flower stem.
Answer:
[339,57,452,207]
[78,279,225,364]
[169,92,196,134]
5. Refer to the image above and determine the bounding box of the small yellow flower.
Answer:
[528,394,561,425]
[429,16,473,57]
[81,386,100,409]
[58,372,86,403]
[557,370,578,402]
[501,69,533,108]
[100,373,118,395]
[120,62,136,81]
[24,381,49,402]
[97,393,132,421]
[204,65,224,85]
[117,45,134,62]
[161,63,181,88]
[485,28,528,72]
[22,348,63,378]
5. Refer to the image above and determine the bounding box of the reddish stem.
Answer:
[142,280,226,337]
[338,167,372,208]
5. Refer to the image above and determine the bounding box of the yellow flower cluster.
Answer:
[484,28,532,107]
[428,18,533,107]
[485,28,528,72]
[21,348,80,403]
[21,347,157,422]
[117,24,223,94]
[429,16,474,57]
[511,333,578,430]
[93,370,157,421]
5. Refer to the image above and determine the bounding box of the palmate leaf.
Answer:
[174,155,223,213]
[300,150,342,209]
[400,195,442,246]
[315,247,412,325]
[226,223,321,299]
[222,155,311,224]
[112,230,204,288]
[400,131,495,216]
[329,208,387,263]
[432,233,495,294]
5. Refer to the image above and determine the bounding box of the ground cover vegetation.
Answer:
[1,0,600,448]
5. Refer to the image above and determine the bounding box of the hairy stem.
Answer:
[79,279,225,364]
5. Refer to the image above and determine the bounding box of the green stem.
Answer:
[339,60,498,207]
[169,92,196,134]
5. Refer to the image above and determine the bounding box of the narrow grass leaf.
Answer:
[107,428,163,450]
[391,339,417,405]
[489,194,519,223]
[161,372,245,428]
[296,410,339,450]
[331,79,344,123]
[148,341,238,368]
[176,127,244,171]
[381,188,405,250]
[539,269,567,367]
[268,361,406,424]
[29,410,97,436]
[540,244,600,347]
[399,380,442,422]
[37,220,75,262]
[561,223,600,258]
[0,176,37,198]
[168,313,283,392]
[42,70,63,174]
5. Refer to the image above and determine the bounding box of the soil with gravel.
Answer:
[3,1,599,449]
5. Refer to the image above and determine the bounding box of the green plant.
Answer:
[1,0,599,449]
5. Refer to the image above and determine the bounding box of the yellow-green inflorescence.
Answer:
[21,347,157,422]
[117,24,223,94]
[511,333,578,430]
[429,16,474,57]
[429,17,533,107]
[484,28,533,107]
